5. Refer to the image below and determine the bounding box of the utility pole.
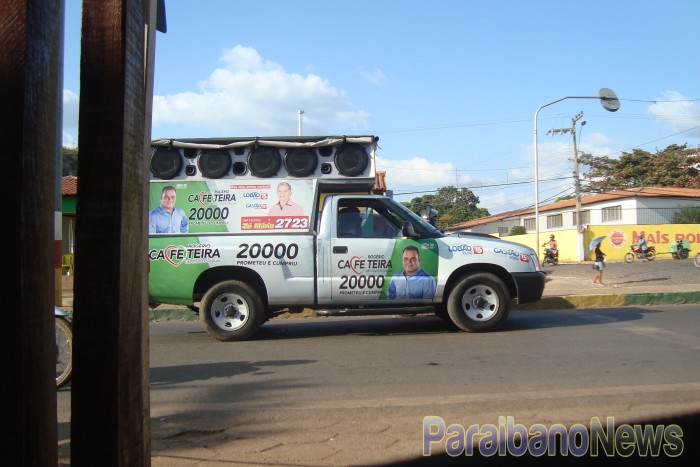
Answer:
[546,111,585,260]
[298,109,304,136]
[571,114,585,233]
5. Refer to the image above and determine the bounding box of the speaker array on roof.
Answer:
[150,143,373,180]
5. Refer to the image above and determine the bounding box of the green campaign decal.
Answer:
[148,236,213,304]
[382,239,439,300]
[148,179,315,234]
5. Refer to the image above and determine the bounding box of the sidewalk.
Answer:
[59,261,700,319]
[522,260,700,310]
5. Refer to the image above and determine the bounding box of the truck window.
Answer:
[337,200,403,239]
[337,206,363,236]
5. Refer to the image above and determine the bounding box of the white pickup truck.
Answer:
[148,135,545,341]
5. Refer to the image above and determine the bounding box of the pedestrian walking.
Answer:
[593,244,606,285]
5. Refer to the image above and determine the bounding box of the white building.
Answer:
[445,187,700,236]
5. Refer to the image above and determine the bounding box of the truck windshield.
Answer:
[390,200,444,238]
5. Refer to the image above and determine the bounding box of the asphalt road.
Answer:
[56,258,700,464]
[115,304,700,465]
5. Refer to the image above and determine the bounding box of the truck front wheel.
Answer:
[447,273,510,332]
[200,280,264,341]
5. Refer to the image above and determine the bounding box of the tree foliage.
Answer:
[579,144,699,192]
[62,147,78,176]
[402,186,489,230]
[673,206,700,224]
[509,225,527,235]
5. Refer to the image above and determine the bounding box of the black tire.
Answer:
[624,252,634,263]
[55,317,73,389]
[679,249,689,260]
[446,273,511,332]
[645,250,656,261]
[541,258,547,268]
[200,281,265,341]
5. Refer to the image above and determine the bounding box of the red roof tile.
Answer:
[62,176,78,196]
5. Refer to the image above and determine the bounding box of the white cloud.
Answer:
[648,91,700,138]
[62,89,79,147]
[357,66,387,85]
[375,155,497,204]
[152,45,369,136]
[377,156,456,195]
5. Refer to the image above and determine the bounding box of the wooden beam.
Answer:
[0,0,64,464]
[71,0,152,464]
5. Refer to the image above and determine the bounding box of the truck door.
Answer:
[325,198,437,305]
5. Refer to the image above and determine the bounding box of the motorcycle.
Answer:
[541,246,558,266]
[624,244,656,263]
[55,307,73,389]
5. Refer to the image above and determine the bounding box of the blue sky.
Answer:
[62,0,700,214]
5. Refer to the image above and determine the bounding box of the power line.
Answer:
[393,175,573,197]
[371,98,699,136]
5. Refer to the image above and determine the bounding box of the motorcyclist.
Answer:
[637,233,648,261]
[542,234,558,259]
[421,207,438,227]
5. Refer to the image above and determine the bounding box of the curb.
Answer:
[514,291,700,311]
[149,291,700,322]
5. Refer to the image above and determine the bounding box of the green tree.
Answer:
[673,206,700,224]
[62,147,78,176]
[403,186,489,230]
[509,225,527,235]
[580,144,699,192]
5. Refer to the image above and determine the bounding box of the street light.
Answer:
[533,88,619,260]
[298,109,305,136]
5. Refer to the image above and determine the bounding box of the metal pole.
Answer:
[298,109,304,136]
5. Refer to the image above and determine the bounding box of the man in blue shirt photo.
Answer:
[149,185,189,234]
[387,245,436,299]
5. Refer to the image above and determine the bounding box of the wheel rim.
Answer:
[209,292,250,331]
[460,284,500,322]
[55,319,72,387]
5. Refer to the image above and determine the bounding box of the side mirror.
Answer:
[402,222,418,239]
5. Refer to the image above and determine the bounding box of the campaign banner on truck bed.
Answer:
[148,179,314,234]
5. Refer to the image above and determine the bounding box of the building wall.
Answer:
[502,223,700,262]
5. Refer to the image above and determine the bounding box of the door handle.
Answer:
[333,246,348,254]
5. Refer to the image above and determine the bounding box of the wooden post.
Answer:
[1,0,64,465]
[71,0,153,464]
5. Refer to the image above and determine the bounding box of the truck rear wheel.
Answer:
[447,273,510,332]
[200,280,264,341]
